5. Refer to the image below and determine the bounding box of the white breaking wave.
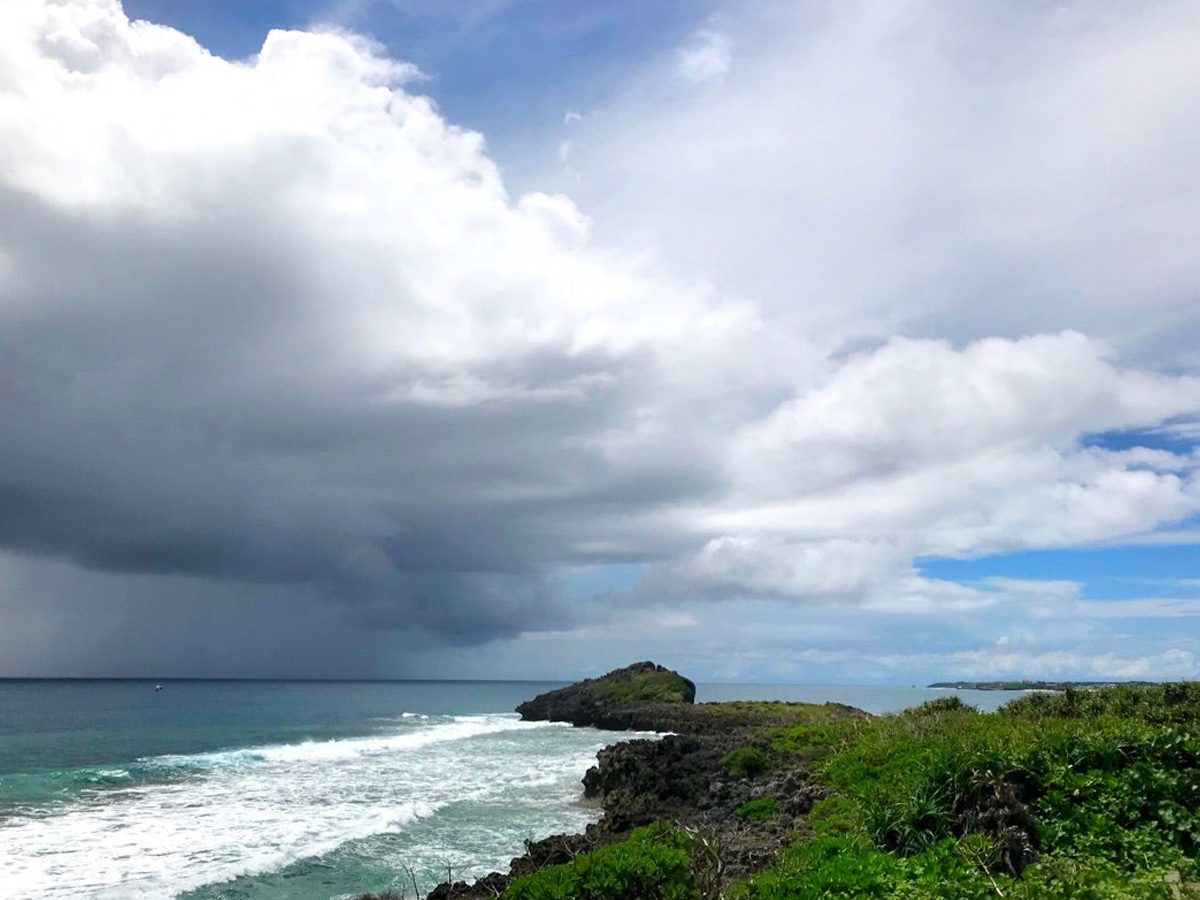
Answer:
[251,714,552,762]
[0,715,604,900]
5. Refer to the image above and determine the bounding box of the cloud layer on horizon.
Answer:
[1,0,1199,679]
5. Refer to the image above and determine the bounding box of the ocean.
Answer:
[0,679,1027,900]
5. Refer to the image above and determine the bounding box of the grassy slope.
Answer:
[591,668,694,704]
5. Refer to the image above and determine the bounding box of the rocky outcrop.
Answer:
[582,735,725,829]
[516,661,697,729]
[411,664,870,900]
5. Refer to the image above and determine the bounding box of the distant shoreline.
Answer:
[928,680,1155,692]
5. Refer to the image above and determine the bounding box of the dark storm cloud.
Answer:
[2,0,1200,678]
[0,112,723,654]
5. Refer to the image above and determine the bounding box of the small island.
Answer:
[929,679,1155,691]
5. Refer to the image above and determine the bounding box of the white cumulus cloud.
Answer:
[675,30,731,84]
[1,0,1199,677]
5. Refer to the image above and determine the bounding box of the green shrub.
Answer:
[903,696,978,717]
[1000,682,1200,725]
[808,795,867,838]
[736,797,777,822]
[753,684,1200,898]
[739,831,1198,900]
[770,718,863,763]
[736,836,901,900]
[503,824,698,900]
[721,745,771,779]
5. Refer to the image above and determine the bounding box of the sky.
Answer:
[1,0,1199,683]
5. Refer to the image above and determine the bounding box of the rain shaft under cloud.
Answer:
[1,0,1199,679]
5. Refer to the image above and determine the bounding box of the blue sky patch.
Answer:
[920,539,1200,600]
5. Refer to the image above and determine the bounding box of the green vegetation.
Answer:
[1000,681,1200,724]
[705,700,869,728]
[736,797,778,822]
[660,700,870,746]
[722,745,772,779]
[592,667,695,705]
[503,684,1200,900]
[743,687,1200,899]
[504,824,699,900]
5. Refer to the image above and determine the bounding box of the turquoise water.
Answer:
[0,680,1027,899]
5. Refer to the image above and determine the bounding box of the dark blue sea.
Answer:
[0,680,1025,899]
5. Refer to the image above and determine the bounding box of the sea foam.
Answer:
[0,714,605,900]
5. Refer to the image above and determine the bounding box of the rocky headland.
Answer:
[403,661,869,900]
[357,675,1200,900]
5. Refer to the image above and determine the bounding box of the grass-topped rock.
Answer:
[516,661,697,729]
